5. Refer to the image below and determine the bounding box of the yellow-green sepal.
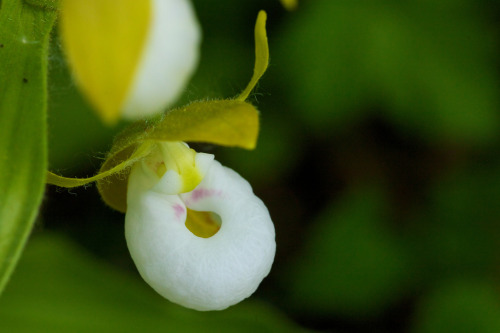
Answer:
[237,10,269,101]
[149,100,259,149]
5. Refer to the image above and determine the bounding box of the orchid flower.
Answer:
[47,11,275,311]
[59,0,200,124]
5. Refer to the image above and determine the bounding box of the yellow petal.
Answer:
[237,10,269,101]
[59,0,151,124]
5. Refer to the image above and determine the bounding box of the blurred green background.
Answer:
[2,0,500,331]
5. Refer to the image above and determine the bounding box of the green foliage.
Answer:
[276,1,371,131]
[284,188,414,317]
[412,279,500,333]
[277,0,500,144]
[0,233,303,333]
[408,164,500,281]
[0,0,56,294]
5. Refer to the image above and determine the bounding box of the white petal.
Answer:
[125,160,276,311]
[121,0,201,119]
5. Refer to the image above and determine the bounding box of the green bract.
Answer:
[47,11,269,213]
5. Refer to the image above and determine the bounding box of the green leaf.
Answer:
[0,232,303,332]
[0,1,57,293]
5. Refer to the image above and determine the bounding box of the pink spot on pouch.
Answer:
[186,188,222,205]
[191,188,214,201]
[173,204,185,219]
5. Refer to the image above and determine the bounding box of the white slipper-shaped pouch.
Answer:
[125,156,276,311]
